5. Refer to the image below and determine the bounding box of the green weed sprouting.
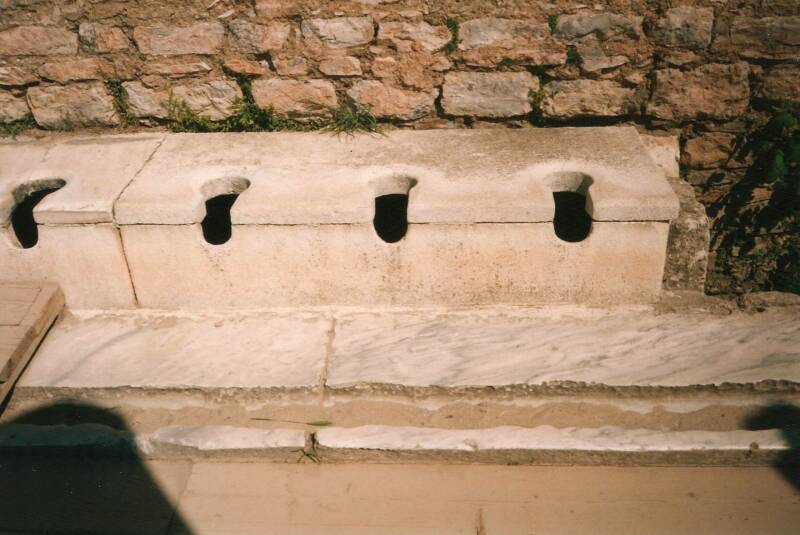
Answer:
[442,18,460,54]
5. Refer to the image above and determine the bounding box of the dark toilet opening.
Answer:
[202,193,240,245]
[11,182,65,249]
[552,191,592,242]
[373,193,409,243]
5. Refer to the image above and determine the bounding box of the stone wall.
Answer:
[1,0,799,294]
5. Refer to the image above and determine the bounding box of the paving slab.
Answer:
[328,308,800,388]
[115,128,679,225]
[172,463,800,535]
[0,282,63,402]
[18,310,330,389]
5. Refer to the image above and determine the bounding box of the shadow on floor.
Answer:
[743,402,800,491]
[0,401,194,535]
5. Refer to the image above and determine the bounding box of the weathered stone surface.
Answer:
[556,12,642,40]
[442,71,538,118]
[78,23,129,53]
[458,18,566,67]
[227,20,290,54]
[0,65,37,86]
[370,51,448,90]
[682,132,736,169]
[251,79,337,114]
[255,0,302,19]
[0,90,29,122]
[318,56,361,76]
[0,26,77,56]
[347,81,436,120]
[172,80,243,121]
[134,23,224,55]
[273,56,308,76]
[714,16,800,60]
[27,82,119,127]
[542,80,635,118]
[378,21,450,52]
[38,58,104,83]
[652,7,713,50]
[223,58,270,76]
[740,291,800,310]
[760,65,800,101]
[663,176,710,291]
[143,60,212,77]
[648,63,750,121]
[301,17,374,49]
[122,81,168,118]
[576,35,628,72]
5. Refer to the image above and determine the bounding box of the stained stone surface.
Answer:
[19,311,330,389]
[327,308,800,388]
[316,425,787,452]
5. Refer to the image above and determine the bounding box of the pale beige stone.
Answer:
[133,23,224,55]
[347,80,435,120]
[272,56,308,76]
[301,17,374,49]
[0,91,29,122]
[251,79,337,114]
[458,18,566,67]
[648,63,750,121]
[556,11,642,39]
[714,16,800,60]
[0,65,37,87]
[378,21,450,51]
[0,26,77,56]
[142,60,212,77]
[171,80,243,121]
[442,71,538,117]
[652,6,713,49]
[78,23,129,53]
[227,20,291,54]
[120,222,670,308]
[542,80,636,118]
[123,81,169,118]
[38,58,104,83]
[318,56,362,76]
[223,58,270,76]
[27,82,120,127]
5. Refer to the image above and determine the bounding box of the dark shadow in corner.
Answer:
[0,401,194,535]
[743,402,800,491]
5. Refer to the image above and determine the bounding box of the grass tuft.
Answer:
[566,46,583,67]
[106,80,136,126]
[442,18,460,54]
[548,15,558,34]
[0,115,37,138]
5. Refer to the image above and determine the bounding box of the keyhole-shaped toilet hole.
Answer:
[371,175,417,243]
[546,172,593,243]
[200,177,251,245]
[9,179,66,249]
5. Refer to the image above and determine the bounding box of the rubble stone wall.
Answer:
[1,0,799,294]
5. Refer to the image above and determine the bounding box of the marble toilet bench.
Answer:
[1,127,679,309]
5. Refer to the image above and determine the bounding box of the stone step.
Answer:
[3,299,797,464]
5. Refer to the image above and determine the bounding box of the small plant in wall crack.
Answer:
[442,17,460,55]
[106,80,136,127]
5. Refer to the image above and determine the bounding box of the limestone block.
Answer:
[27,82,120,128]
[0,135,164,308]
[301,17,374,49]
[458,18,566,67]
[442,71,538,117]
[648,63,750,121]
[120,222,670,308]
[37,58,105,83]
[0,91,29,122]
[377,21,451,52]
[133,23,224,55]
[0,66,37,87]
[251,79,337,114]
[227,20,291,54]
[714,16,800,60]
[652,7,713,49]
[541,80,636,118]
[347,81,436,120]
[318,56,362,76]
[556,12,642,40]
[0,26,77,56]
[78,23,130,53]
